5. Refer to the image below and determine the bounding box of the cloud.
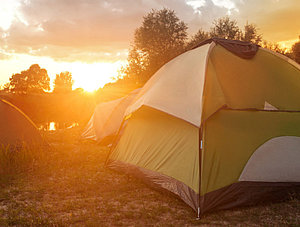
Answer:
[1,0,299,63]
[2,0,196,62]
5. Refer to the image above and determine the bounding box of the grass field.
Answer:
[0,128,299,226]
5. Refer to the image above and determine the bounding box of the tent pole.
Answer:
[197,124,204,219]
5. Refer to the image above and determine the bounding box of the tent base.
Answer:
[107,159,199,211]
[107,160,300,215]
[200,181,300,214]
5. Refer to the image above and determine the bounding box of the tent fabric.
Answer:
[109,106,199,210]
[109,159,199,210]
[193,38,260,59]
[125,44,213,127]
[239,136,300,182]
[202,109,300,195]
[108,39,300,215]
[81,89,140,142]
[110,106,199,190]
[82,98,122,141]
[0,98,44,148]
[199,181,300,214]
[203,45,300,113]
[81,114,97,140]
[126,43,300,126]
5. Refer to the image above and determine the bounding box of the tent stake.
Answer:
[196,207,201,220]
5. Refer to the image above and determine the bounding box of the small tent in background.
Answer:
[108,39,300,216]
[0,99,44,149]
[81,89,140,143]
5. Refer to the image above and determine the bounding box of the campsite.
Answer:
[1,1,300,226]
[1,128,299,226]
[1,38,300,226]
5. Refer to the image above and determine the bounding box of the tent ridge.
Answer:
[192,38,260,59]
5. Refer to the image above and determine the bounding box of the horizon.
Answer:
[1,0,299,92]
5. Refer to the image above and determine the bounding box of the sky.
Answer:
[0,0,299,91]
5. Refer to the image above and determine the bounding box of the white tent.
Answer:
[81,89,140,142]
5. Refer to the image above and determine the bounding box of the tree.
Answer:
[261,41,287,55]
[186,28,210,49]
[120,47,148,84]
[53,71,74,93]
[8,64,50,94]
[123,8,188,83]
[0,83,10,92]
[291,36,300,64]
[242,22,262,44]
[210,16,241,40]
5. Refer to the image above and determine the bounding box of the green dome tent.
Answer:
[0,98,44,149]
[107,39,300,216]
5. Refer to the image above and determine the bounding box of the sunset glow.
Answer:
[48,122,56,131]
[70,61,124,92]
[0,53,125,92]
[278,39,298,51]
[0,0,299,91]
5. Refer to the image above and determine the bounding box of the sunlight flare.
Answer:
[277,39,298,51]
[48,122,56,131]
[71,61,124,92]
[0,53,126,92]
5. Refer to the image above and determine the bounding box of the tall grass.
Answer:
[0,143,48,184]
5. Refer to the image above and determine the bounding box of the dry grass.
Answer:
[0,128,299,226]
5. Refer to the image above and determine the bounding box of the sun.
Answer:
[69,61,124,92]
[0,0,21,31]
[277,39,298,51]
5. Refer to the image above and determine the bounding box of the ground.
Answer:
[0,129,299,226]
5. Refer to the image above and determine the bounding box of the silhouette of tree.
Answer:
[291,36,300,64]
[53,71,74,93]
[8,64,50,94]
[210,16,241,40]
[0,83,10,92]
[186,28,210,49]
[123,8,188,83]
[242,22,262,44]
[261,41,287,55]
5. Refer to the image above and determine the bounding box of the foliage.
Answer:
[123,8,188,83]
[0,143,48,183]
[242,22,262,44]
[53,71,74,93]
[186,28,210,49]
[0,83,10,92]
[120,13,267,86]
[291,36,300,64]
[210,16,241,40]
[185,18,262,51]
[7,64,50,94]
[261,41,288,55]
[120,47,147,84]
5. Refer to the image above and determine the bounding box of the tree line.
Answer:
[0,65,87,129]
[1,8,300,95]
[118,8,300,86]
[0,64,74,94]
[1,8,300,127]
